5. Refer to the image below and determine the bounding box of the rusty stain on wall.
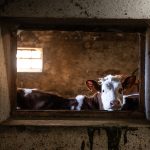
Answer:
[80,140,85,150]
[86,127,141,150]
[105,127,122,150]
[87,127,121,150]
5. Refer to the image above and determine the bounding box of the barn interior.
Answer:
[16,30,139,102]
[1,1,150,150]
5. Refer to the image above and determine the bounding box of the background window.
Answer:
[17,47,43,72]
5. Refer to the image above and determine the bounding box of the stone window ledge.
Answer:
[1,119,150,127]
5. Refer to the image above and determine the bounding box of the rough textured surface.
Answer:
[17,31,139,97]
[1,0,150,18]
[120,127,150,150]
[0,126,150,150]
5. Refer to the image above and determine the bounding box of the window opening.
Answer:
[16,29,142,113]
[17,47,43,72]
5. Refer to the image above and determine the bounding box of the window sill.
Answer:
[1,118,150,127]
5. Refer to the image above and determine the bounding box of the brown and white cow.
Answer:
[76,74,139,111]
[17,74,139,111]
[76,75,123,111]
[75,80,103,110]
[17,88,79,110]
[75,93,103,110]
[17,88,101,111]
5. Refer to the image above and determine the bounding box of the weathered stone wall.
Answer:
[17,31,139,97]
[1,0,150,19]
[0,126,150,150]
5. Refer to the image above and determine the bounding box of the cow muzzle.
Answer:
[110,100,121,110]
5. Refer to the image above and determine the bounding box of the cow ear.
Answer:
[86,80,101,93]
[122,75,136,89]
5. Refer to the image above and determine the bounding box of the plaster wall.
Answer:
[0,0,150,19]
[0,126,150,150]
[17,31,139,97]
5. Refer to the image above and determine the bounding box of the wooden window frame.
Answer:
[1,18,148,120]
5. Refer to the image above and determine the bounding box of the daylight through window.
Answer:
[17,47,43,72]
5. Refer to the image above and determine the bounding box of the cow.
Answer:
[76,74,140,111]
[17,88,79,110]
[74,80,103,110]
[16,74,139,111]
[75,92,103,110]
[76,75,123,111]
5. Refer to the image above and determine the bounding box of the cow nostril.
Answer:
[110,100,120,106]
[110,102,114,105]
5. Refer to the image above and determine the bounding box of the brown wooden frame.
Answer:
[0,17,147,120]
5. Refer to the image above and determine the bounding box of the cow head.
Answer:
[98,75,123,110]
[85,76,122,111]
[85,74,139,111]
[75,74,139,111]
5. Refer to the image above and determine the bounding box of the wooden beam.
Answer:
[0,26,10,122]
[145,28,150,120]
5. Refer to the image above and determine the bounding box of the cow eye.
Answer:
[102,90,104,92]
[118,88,123,94]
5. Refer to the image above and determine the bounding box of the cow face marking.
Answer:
[23,88,32,96]
[74,95,85,110]
[99,75,123,110]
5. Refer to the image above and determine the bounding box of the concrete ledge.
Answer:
[1,119,150,127]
